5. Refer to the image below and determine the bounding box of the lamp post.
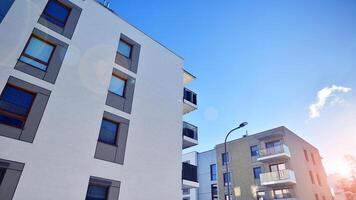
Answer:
[224,122,248,200]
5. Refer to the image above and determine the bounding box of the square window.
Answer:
[0,167,6,186]
[257,191,266,200]
[118,39,132,58]
[0,85,35,129]
[43,0,70,28]
[19,36,55,71]
[98,119,118,145]
[109,75,126,97]
[182,188,190,195]
[85,184,108,200]
[253,167,262,179]
[250,145,259,157]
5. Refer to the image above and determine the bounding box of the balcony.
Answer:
[182,163,199,189]
[258,144,291,162]
[182,122,198,149]
[260,169,296,186]
[183,88,197,114]
[183,69,196,85]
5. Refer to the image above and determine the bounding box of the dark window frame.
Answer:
[86,176,120,200]
[253,167,262,179]
[250,145,259,157]
[0,84,36,129]
[42,0,71,28]
[115,34,141,73]
[85,183,109,200]
[210,164,217,181]
[0,158,25,200]
[222,152,229,165]
[19,35,56,72]
[304,149,309,161]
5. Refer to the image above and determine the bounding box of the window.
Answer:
[316,174,322,186]
[315,194,320,200]
[109,75,126,97]
[106,68,136,114]
[0,167,5,186]
[222,152,229,165]
[19,36,55,71]
[210,164,217,181]
[0,0,15,23]
[225,194,231,200]
[94,111,130,164]
[115,34,141,73]
[273,189,292,199]
[250,145,259,157]
[211,184,218,200]
[253,167,262,179]
[182,188,190,195]
[86,177,120,200]
[183,198,190,200]
[257,191,266,200]
[118,39,132,58]
[265,140,281,148]
[43,0,70,27]
[85,184,108,200]
[311,153,316,165]
[98,119,118,145]
[309,170,315,184]
[0,159,25,200]
[304,149,309,161]
[0,85,35,129]
[223,172,231,186]
[270,163,286,172]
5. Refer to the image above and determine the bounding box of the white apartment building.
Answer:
[0,0,198,199]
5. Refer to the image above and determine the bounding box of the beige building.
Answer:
[214,126,332,200]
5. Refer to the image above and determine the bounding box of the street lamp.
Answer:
[224,122,248,200]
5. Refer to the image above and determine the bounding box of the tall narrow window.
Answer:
[222,152,229,165]
[19,36,55,71]
[311,153,316,165]
[43,0,70,27]
[98,119,119,145]
[223,172,231,186]
[211,184,218,200]
[250,145,259,157]
[0,167,6,185]
[309,170,315,184]
[304,149,309,161]
[210,164,217,181]
[316,174,322,186]
[118,40,132,58]
[253,167,262,179]
[0,85,35,128]
[85,184,108,200]
[108,75,126,97]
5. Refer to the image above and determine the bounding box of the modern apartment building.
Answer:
[0,0,197,199]
[187,126,333,200]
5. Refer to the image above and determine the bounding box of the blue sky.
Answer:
[107,0,356,175]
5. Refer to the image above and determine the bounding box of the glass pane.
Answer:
[19,56,48,71]
[254,167,261,179]
[109,76,126,96]
[0,0,15,17]
[0,85,35,116]
[274,189,283,198]
[44,0,70,27]
[24,37,54,63]
[86,185,107,200]
[98,119,118,145]
[118,40,132,58]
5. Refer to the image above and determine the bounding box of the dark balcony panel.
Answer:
[184,88,197,105]
[183,121,198,140]
[182,163,198,182]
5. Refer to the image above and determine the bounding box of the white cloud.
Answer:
[309,85,351,119]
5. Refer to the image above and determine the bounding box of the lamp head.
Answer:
[239,122,248,128]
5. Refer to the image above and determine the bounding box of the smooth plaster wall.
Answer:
[0,0,184,199]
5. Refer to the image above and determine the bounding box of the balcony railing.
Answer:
[183,121,198,140]
[258,144,291,161]
[260,169,296,186]
[182,163,198,183]
[184,88,197,105]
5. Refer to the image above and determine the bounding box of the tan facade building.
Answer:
[214,126,332,200]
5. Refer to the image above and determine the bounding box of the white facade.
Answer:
[0,0,186,199]
[197,149,217,200]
